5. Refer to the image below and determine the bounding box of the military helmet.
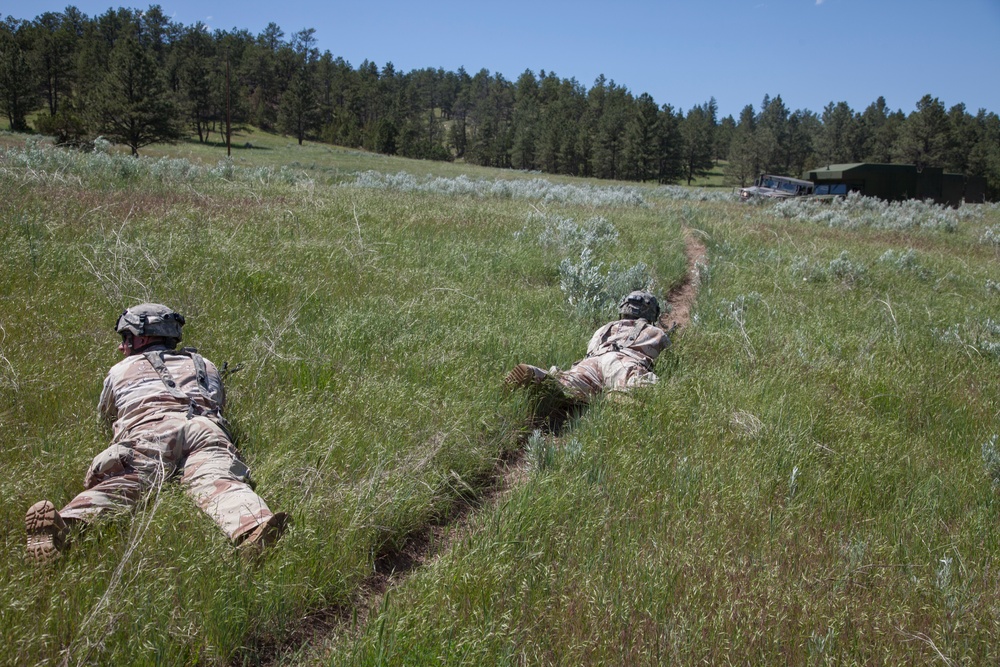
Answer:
[618,290,660,322]
[115,303,185,341]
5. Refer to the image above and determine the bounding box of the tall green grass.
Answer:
[0,138,688,665]
[4,135,999,664]
[324,196,1000,663]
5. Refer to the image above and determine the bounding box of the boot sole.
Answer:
[504,364,535,387]
[25,501,68,563]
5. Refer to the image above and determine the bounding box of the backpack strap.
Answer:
[142,348,221,418]
[142,350,191,402]
[180,347,212,399]
[620,318,649,349]
[588,318,649,357]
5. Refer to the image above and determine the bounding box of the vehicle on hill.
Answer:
[806,163,986,206]
[738,174,815,201]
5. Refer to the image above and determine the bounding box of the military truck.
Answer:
[806,163,986,206]
[738,174,815,201]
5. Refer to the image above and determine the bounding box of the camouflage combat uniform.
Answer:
[518,317,670,402]
[57,346,275,542]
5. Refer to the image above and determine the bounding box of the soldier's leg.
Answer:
[557,358,604,403]
[29,423,182,561]
[58,473,147,522]
[60,421,183,523]
[179,416,282,543]
[602,355,658,391]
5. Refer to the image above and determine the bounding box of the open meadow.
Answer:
[2,130,1000,665]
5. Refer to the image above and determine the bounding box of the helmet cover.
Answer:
[618,291,660,322]
[115,303,185,341]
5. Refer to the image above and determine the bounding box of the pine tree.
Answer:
[510,69,539,170]
[816,101,861,165]
[893,94,950,170]
[654,103,684,184]
[967,110,1000,200]
[757,94,790,173]
[277,28,319,145]
[174,23,219,143]
[786,109,820,174]
[680,100,716,184]
[0,18,34,131]
[724,104,760,186]
[87,34,180,155]
[714,115,735,163]
[621,92,660,181]
[30,11,76,117]
[589,77,630,179]
[945,103,978,174]
[860,97,899,163]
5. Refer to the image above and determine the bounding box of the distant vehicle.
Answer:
[739,174,815,201]
[806,163,986,206]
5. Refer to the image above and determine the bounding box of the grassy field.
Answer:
[687,160,730,189]
[2,130,999,665]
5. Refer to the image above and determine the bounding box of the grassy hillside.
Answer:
[2,130,999,665]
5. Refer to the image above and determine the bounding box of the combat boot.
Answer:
[25,501,69,563]
[239,512,289,557]
[504,364,547,388]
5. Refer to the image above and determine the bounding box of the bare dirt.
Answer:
[660,229,707,332]
[255,229,707,666]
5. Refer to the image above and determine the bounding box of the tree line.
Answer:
[2,6,999,198]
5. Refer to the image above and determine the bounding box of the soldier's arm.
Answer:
[97,373,117,425]
[585,322,614,356]
[647,326,672,358]
[204,358,226,411]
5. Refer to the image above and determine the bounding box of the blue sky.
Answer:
[9,0,1000,119]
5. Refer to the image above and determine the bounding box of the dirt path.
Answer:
[660,228,707,332]
[256,229,707,666]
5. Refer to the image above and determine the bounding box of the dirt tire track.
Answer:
[255,228,707,666]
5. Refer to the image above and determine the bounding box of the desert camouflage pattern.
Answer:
[58,349,274,541]
[536,318,670,402]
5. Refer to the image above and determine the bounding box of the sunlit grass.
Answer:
[3,136,1000,665]
[0,139,688,665]
[325,187,1000,664]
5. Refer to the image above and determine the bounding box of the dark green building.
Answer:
[805,163,987,206]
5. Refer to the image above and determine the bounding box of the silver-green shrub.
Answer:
[934,318,1000,358]
[718,292,763,321]
[789,251,868,284]
[530,213,619,255]
[790,256,824,282]
[980,225,1000,246]
[519,211,654,320]
[558,248,652,320]
[828,251,867,284]
[527,429,555,472]
[352,170,648,207]
[0,141,313,188]
[879,248,932,280]
[774,191,979,232]
[878,248,917,269]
